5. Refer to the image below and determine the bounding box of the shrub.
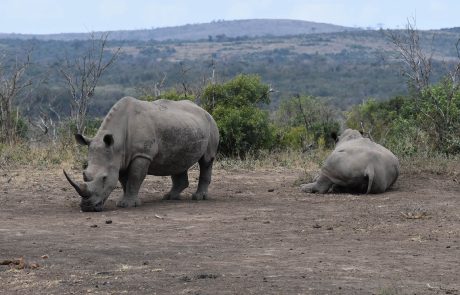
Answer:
[139,89,195,102]
[213,105,275,157]
[346,87,460,156]
[275,95,340,149]
[201,74,274,157]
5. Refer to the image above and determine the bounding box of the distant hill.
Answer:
[2,20,460,118]
[0,19,359,41]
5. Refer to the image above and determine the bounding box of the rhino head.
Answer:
[64,133,120,212]
[334,129,363,146]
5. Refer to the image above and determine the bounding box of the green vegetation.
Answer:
[201,74,275,157]
[347,80,460,156]
[1,24,460,172]
[275,95,340,149]
[4,28,457,118]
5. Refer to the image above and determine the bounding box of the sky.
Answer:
[1,0,460,34]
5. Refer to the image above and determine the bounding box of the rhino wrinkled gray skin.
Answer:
[64,97,219,212]
[300,129,399,194]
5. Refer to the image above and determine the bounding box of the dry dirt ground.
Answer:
[0,166,459,295]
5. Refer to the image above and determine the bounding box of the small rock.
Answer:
[268,188,275,192]
[90,224,98,228]
[181,275,192,282]
[41,255,49,259]
[313,224,322,229]
[105,220,112,224]
[196,273,218,279]
[263,220,270,224]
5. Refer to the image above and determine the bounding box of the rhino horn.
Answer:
[63,169,90,198]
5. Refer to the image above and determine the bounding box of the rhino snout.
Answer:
[80,200,104,212]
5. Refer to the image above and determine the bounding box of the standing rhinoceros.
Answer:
[300,129,399,194]
[64,96,219,212]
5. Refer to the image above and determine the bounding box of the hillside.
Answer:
[0,19,357,41]
[1,19,460,118]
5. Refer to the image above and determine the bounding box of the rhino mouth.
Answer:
[80,200,104,212]
[64,169,107,212]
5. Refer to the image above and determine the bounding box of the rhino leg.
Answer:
[163,171,189,200]
[117,157,150,208]
[300,174,333,194]
[192,157,214,200]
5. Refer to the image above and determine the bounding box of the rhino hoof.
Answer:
[116,198,142,208]
[163,193,181,200]
[300,184,314,193]
[192,192,207,201]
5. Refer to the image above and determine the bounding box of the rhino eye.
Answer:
[82,162,88,169]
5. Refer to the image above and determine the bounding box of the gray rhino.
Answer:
[64,97,219,212]
[300,129,399,194]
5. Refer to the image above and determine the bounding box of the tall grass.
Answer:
[0,141,84,170]
[1,142,458,179]
[399,153,460,176]
[214,148,330,171]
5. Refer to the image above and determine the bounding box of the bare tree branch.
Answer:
[59,32,120,134]
[388,18,460,150]
[0,50,33,144]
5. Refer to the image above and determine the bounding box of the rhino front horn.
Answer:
[63,169,90,198]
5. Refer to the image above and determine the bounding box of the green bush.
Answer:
[417,81,460,153]
[213,105,275,157]
[201,74,270,112]
[139,89,195,102]
[275,95,340,149]
[345,86,460,156]
[277,126,307,149]
[201,74,274,157]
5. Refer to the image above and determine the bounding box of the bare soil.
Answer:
[0,166,459,295]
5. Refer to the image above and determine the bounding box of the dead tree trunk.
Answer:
[59,32,119,134]
[0,52,32,144]
[388,19,460,151]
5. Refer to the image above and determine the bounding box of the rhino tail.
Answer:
[364,164,375,194]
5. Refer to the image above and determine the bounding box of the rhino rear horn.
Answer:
[63,169,90,198]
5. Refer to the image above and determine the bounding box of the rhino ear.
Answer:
[75,134,91,146]
[103,134,114,147]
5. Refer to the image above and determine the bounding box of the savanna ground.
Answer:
[0,156,459,295]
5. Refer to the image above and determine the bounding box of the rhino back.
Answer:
[131,99,214,175]
[322,138,399,189]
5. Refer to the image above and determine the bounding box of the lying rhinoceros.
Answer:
[64,96,219,212]
[300,129,399,194]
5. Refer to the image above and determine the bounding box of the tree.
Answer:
[275,95,340,149]
[388,19,460,153]
[387,18,433,101]
[201,74,275,157]
[201,74,271,113]
[0,50,33,144]
[59,33,119,134]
